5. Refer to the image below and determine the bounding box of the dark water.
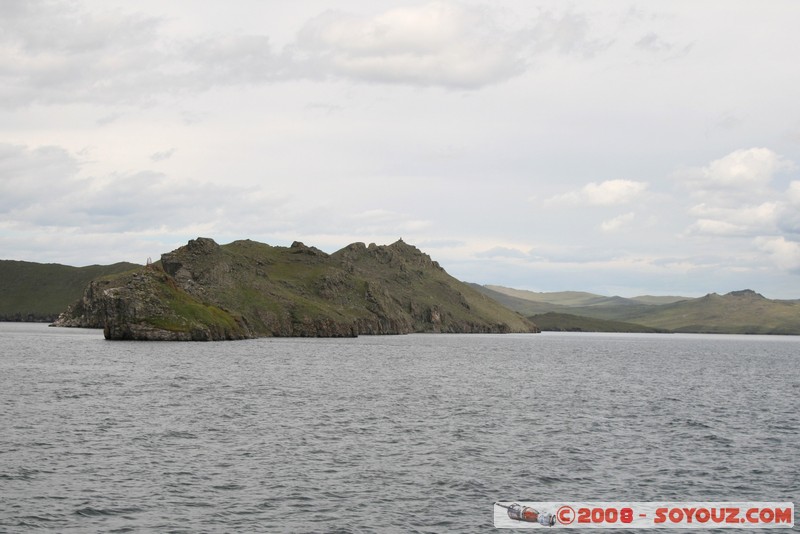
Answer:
[1,323,797,532]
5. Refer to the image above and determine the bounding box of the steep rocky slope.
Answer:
[55,238,538,340]
[0,260,139,322]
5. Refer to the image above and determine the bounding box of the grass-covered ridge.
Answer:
[530,312,670,333]
[477,285,800,335]
[141,270,245,336]
[55,238,537,340]
[0,260,140,321]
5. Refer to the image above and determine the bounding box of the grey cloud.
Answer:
[634,31,693,60]
[0,0,158,55]
[0,1,283,107]
[676,151,800,274]
[319,209,431,237]
[475,246,529,259]
[777,208,800,237]
[0,142,285,235]
[0,143,80,212]
[715,113,743,131]
[183,34,286,86]
[546,179,648,206]
[96,113,124,126]
[417,239,465,249]
[0,1,166,107]
[69,172,282,234]
[686,202,781,238]
[290,3,526,89]
[777,182,800,237]
[635,32,671,53]
[676,148,794,206]
[304,102,345,114]
[150,149,176,162]
[524,10,611,58]
[0,1,623,107]
[777,216,800,236]
[290,5,615,88]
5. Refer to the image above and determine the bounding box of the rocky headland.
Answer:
[54,238,539,340]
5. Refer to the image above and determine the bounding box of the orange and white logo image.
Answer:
[495,503,556,526]
[493,501,794,529]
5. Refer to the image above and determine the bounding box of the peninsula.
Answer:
[54,238,538,340]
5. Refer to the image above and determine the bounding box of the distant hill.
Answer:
[54,238,538,340]
[529,312,670,333]
[0,260,140,322]
[8,251,797,336]
[473,285,670,318]
[623,290,800,334]
[478,285,800,335]
[484,285,685,307]
[629,295,691,305]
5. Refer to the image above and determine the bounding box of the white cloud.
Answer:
[0,1,292,107]
[635,32,672,53]
[0,142,288,236]
[601,212,635,232]
[788,181,800,205]
[679,150,800,246]
[756,237,800,273]
[0,1,619,105]
[183,34,282,85]
[584,180,647,205]
[475,246,529,259]
[417,239,465,249]
[524,10,608,58]
[292,3,525,89]
[548,179,648,206]
[777,181,800,236]
[150,149,176,162]
[679,148,794,201]
[633,30,693,61]
[347,209,431,234]
[0,143,80,212]
[0,1,166,107]
[686,218,748,237]
[687,201,779,236]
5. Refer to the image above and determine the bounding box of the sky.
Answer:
[1,1,799,299]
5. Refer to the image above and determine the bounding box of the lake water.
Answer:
[1,323,797,532]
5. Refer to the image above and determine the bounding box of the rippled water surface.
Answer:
[1,323,798,532]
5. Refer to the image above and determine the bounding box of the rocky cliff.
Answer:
[0,260,140,322]
[55,238,539,340]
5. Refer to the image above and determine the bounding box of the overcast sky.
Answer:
[2,1,799,298]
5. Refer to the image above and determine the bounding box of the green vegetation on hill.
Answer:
[0,260,140,322]
[55,238,537,340]
[625,290,800,334]
[9,249,797,336]
[478,285,800,335]
[530,312,670,333]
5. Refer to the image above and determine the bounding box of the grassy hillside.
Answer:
[478,284,688,318]
[470,285,576,315]
[479,285,800,335]
[530,312,670,333]
[56,238,537,339]
[623,290,800,334]
[0,260,140,321]
[484,285,625,306]
[630,295,691,305]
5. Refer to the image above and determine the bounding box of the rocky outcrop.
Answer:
[52,278,117,329]
[55,265,250,341]
[55,237,539,340]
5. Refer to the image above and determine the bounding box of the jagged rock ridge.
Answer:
[55,238,539,340]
